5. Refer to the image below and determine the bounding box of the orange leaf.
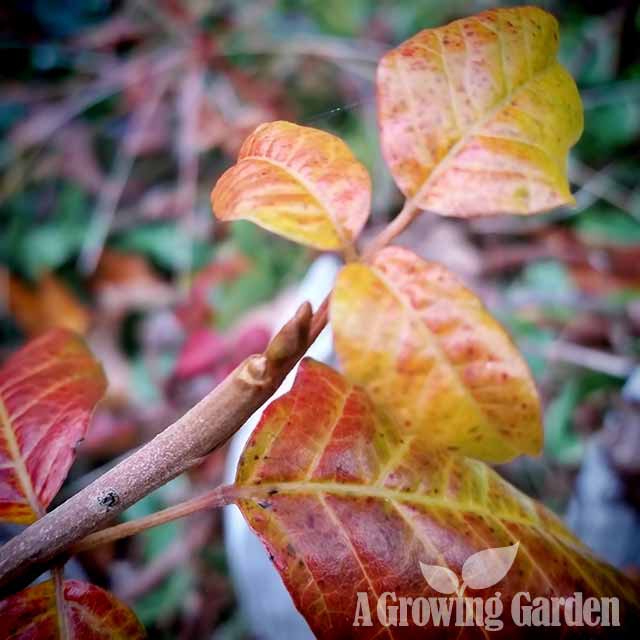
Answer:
[331,246,542,462]
[377,6,583,216]
[0,579,145,639]
[211,121,371,249]
[8,272,90,337]
[235,359,640,637]
[0,329,106,523]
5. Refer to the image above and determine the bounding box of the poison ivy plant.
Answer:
[0,580,144,639]
[2,6,637,639]
[331,246,542,463]
[0,330,105,523]
[234,360,639,637]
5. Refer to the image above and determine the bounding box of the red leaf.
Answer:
[235,359,640,637]
[0,579,145,639]
[0,330,107,523]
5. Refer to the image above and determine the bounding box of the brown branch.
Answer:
[0,302,314,597]
[0,195,416,596]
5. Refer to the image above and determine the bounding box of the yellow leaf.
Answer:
[331,246,542,462]
[211,121,371,250]
[377,6,583,216]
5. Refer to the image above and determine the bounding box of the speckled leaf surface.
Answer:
[0,579,145,639]
[211,121,371,249]
[235,359,640,638]
[0,329,106,523]
[377,6,583,216]
[331,246,542,463]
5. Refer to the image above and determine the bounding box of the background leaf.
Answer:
[211,121,371,250]
[0,579,144,639]
[331,246,542,463]
[377,6,583,215]
[234,359,639,637]
[8,272,90,337]
[0,329,106,523]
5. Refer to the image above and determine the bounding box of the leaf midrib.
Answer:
[370,263,521,459]
[241,480,563,535]
[0,395,41,519]
[404,44,559,206]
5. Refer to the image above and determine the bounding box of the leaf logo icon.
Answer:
[419,542,519,595]
[419,563,459,594]
[461,542,519,590]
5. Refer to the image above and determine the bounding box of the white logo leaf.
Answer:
[461,542,519,590]
[419,562,460,594]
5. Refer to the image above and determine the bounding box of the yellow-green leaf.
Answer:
[210,121,371,250]
[331,246,542,462]
[377,6,583,216]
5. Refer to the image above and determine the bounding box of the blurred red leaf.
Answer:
[79,409,138,459]
[569,266,640,296]
[175,256,249,332]
[174,328,227,380]
[0,329,106,523]
[173,325,270,381]
[235,359,640,637]
[0,579,144,639]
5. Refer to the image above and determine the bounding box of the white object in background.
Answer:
[223,256,340,640]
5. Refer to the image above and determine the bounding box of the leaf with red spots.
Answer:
[0,579,144,639]
[234,359,640,637]
[0,329,107,524]
[211,121,371,250]
[377,6,583,216]
[331,246,542,463]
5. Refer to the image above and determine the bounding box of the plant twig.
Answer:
[0,302,314,597]
[0,195,417,595]
[71,485,238,554]
[363,198,421,258]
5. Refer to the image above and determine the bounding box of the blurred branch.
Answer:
[0,196,424,596]
[0,302,314,596]
[78,73,173,273]
[114,514,214,602]
[570,158,638,220]
[523,339,636,378]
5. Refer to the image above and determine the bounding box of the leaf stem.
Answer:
[0,195,421,595]
[364,199,421,259]
[71,485,238,554]
[53,566,71,639]
[0,303,315,597]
